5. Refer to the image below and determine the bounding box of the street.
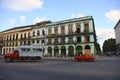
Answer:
[0,56,120,80]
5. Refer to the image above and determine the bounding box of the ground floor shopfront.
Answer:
[45,43,96,57]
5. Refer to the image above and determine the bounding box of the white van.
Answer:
[4,45,43,62]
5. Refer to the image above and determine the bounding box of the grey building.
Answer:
[114,19,120,52]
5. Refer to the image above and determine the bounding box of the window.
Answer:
[77,37,81,43]
[24,41,26,45]
[7,35,8,41]
[69,37,73,43]
[10,35,11,40]
[84,23,89,32]
[54,38,58,44]
[28,41,31,45]
[68,24,73,34]
[41,40,44,44]
[54,27,58,34]
[33,31,35,36]
[37,40,39,44]
[21,34,23,39]
[85,36,89,42]
[42,30,45,35]
[28,32,30,38]
[61,37,65,44]
[37,30,40,36]
[32,40,35,44]
[76,24,81,33]
[24,33,26,39]
[48,29,51,35]
[48,38,51,44]
[20,42,22,45]
[13,34,15,40]
[61,27,65,34]
[16,34,18,40]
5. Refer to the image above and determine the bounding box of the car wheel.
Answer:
[5,57,12,63]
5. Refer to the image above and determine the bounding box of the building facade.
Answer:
[1,25,34,54]
[0,32,3,55]
[31,21,51,55]
[45,16,97,57]
[114,19,120,52]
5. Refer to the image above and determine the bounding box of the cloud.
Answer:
[96,28,115,40]
[105,10,120,22]
[72,13,85,18]
[34,17,46,23]
[9,18,16,25]
[1,0,43,11]
[20,15,26,22]
[96,28,115,48]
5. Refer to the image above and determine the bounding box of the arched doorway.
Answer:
[68,46,74,57]
[54,46,59,57]
[61,46,66,57]
[85,45,91,55]
[48,47,52,57]
[76,46,82,56]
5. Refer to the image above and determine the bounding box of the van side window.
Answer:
[33,48,36,51]
[27,48,30,51]
[21,48,26,51]
[37,48,42,51]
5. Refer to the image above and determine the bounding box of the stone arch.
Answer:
[47,47,52,57]
[76,45,83,56]
[61,46,66,56]
[85,45,91,55]
[68,46,74,57]
[54,46,59,57]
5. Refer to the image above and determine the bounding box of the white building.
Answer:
[114,19,120,52]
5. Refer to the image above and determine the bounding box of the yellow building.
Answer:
[1,25,35,54]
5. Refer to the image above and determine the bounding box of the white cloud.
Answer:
[1,0,43,11]
[34,17,46,23]
[9,18,16,25]
[96,28,115,48]
[72,13,85,18]
[105,10,120,22]
[20,15,26,22]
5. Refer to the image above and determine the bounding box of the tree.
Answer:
[102,38,116,52]
[95,42,101,55]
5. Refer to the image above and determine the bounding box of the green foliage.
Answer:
[102,38,116,52]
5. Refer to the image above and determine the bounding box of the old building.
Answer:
[45,16,97,57]
[1,25,34,54]
[0,32,3,55]
[31,21,51,55]
[31,21,51,45]
[114,19,120,52]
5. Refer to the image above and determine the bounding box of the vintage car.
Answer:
[74,54,95,61]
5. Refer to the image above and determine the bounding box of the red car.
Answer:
[74,54,95,61]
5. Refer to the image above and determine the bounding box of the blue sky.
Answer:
[0,0,120,47]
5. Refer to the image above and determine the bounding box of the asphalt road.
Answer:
[0,56,120,80]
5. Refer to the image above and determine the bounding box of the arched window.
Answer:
[42,30,45,35]
[37,30,40,36]
[33,31,35,36]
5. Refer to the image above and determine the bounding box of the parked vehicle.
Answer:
[4,45,43,63]
[74,54,95,61]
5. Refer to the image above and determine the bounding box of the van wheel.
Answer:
[5,57,12,63]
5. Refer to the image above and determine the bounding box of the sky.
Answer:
[0,0,120,48]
